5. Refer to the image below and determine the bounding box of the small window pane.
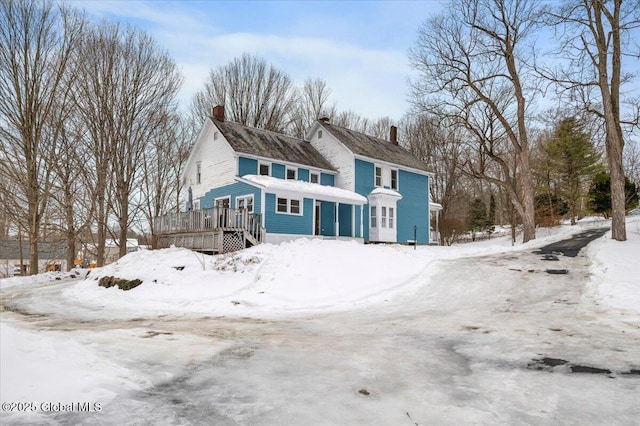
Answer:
[381,206,387,228]
[238,199,245,209]
[259,163,269,176]
[391,170,398,190]
[370,206,377,228]
[310,173,319,184]
[389,207,394,228]
[287,168,296,180]
[247,197,254,213]
[290,199,300,214]
[277,198,287,212]
[375,166,382,187]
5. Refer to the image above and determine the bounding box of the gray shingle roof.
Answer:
[318,121,430,172]
[0,240,67,260]
[212,117,336,172]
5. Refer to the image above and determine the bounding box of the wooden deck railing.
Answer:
[154,207,265,244]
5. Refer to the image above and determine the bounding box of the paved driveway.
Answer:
[1,229,638,425]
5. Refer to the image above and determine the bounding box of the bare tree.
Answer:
[191,53,297,133]
[73,22,182,263]
[0,0,84,274]
[543,0,640,240]
[139,111,189,248]
[409,0,542,243]
[289,78,337,138]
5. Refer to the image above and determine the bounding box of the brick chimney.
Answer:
[390,125,398,145]
[319,116,330,123]
[212,105,225,122]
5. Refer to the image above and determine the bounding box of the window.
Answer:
[277,197,288,213]
[318,130,323,139]
[370,206,377,228]
[290,199,300,214]
[213,132,218,140]
[196,162,202,184]
[286,167,297,180]
[259,162,270,176]
[276,197,302,215]
[375,166,382,187]
[215,197,230,208]
[391,169,398,190]
[389,207,394,228]
[310,172,319,184]
[381,207,387,228]
[193,200,201,211]
[236,195,254,213]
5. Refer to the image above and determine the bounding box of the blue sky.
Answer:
[77,0,445,121]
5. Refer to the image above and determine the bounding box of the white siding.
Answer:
[308,124,354,191]
[184,121,237,199]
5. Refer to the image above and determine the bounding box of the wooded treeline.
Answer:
[1,0,639,273]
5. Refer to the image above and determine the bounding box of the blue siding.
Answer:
[298,168,310,182]
[321,173,335,186]
[200,182,262,213]
[272,163,285,179]
[355,159,375,241]
[355,205,362,238]
[238,157,257,177]
[265,194,313,235]
[397,171,429,243]
[339,204,352,237]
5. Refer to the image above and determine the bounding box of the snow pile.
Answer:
[586,216,640,311]
[64,239,429,316]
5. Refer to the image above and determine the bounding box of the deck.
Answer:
[154,208,265,254]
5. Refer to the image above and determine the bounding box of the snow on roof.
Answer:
[239,175,367,204]
[369,187,402,198]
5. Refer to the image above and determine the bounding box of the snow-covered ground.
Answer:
[1,217,638,425]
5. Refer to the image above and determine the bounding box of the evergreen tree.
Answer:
[539,117,601,225]
[588,172,639,218]
[467,199,490,242]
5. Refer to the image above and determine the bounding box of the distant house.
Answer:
[79,239,140,266]
[162,105,433,251]
[0,240,67,277]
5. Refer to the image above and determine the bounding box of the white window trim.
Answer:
[235,194,254,213]
[193,199,201,210]
[276,197,303,216]
[310,171,320,184]
[259,161,271,176]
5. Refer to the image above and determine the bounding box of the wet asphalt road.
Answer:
[534,228,610,257]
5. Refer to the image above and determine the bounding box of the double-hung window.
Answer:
[370,206,377,228]
[389,207,394,228]
[276,197,302,215]
[390,169,398,190]
[381,207,387,228]
[375,166,382,187]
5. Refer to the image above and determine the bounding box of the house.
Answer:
[166,105,432,251]
[0,240,67,277]
[307,119,432,243]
